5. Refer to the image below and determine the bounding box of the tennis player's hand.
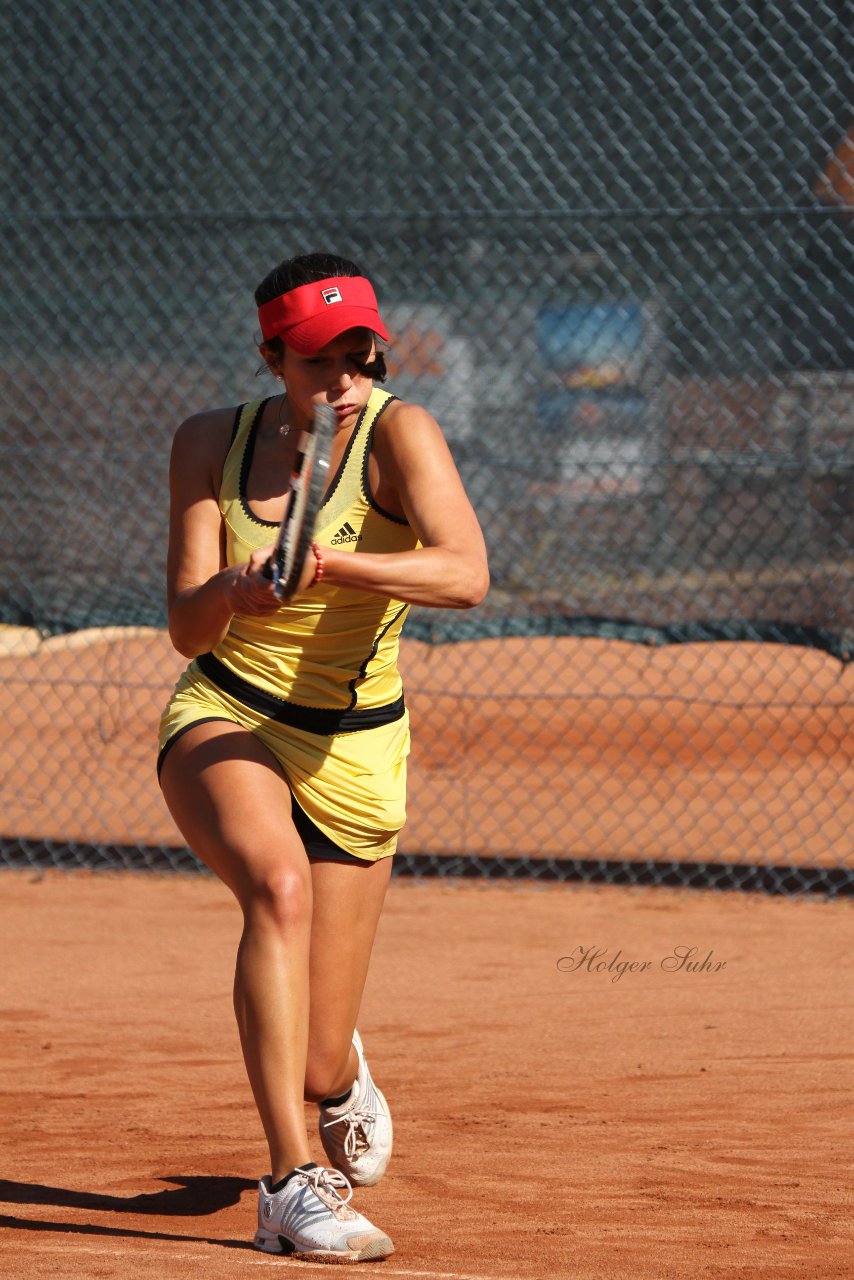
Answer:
[226,543,321,612]
[226,546,283,616]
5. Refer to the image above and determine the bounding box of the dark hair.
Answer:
[254,252,363,308]
[255,252,387,381]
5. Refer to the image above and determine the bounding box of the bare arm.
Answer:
[166,410,281,658]
[318,401,489,609]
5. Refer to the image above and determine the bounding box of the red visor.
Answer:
[258,275,389,355]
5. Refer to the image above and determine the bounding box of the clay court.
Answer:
[0,873,851,1279]
[6,1,854,1273]
[1,629,852,1278]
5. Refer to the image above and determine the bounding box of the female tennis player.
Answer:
[158,252,488,1262]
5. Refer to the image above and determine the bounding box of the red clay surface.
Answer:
[0,873,852,1279]
[1,627,852,867]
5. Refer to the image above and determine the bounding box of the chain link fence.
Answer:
[2,1,852,893]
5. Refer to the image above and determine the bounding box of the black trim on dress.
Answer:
[238,398,279,528]
[195,652,405,735]
[345,604,410,711]
[361,394,410,525]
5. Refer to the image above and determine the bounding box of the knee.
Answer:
[241,865,312,935]
[304,1039,354,1104]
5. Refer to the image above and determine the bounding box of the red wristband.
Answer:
[310,541,325,586]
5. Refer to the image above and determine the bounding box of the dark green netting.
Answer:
[2,0,852,888]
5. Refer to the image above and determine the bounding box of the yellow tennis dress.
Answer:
[158,387,420,861]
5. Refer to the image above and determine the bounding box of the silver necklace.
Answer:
[276,393,291,438]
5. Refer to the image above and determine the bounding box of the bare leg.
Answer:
[160,721,314,1180]
[304,856,393,1104]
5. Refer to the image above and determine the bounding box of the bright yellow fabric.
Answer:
[216,387,419,709]
[158,665,409,861]
[159,386,421,861]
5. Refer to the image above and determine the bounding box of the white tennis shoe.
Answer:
[253,1165,394,1262]
[318,1029,393,1186]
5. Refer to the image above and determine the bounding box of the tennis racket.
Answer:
[263,401,335,600]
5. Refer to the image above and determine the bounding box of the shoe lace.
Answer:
[299,1166,355,1213]
[322,1101,377,1159]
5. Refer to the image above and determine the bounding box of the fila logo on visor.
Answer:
[321,287,343,305]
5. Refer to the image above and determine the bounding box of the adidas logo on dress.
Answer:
[331,521,362,545]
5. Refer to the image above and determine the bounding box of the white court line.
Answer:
[3,1239,500,1280]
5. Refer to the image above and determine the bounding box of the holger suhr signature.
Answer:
[557,945,727,983]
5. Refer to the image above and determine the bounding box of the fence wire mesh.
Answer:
[1,0,852,893]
